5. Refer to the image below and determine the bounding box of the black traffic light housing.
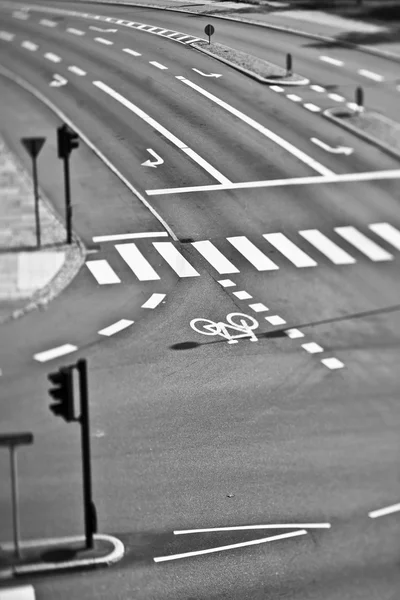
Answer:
[57,124,79,159]
[48,367,75,422]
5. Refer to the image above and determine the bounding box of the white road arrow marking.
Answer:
[311,137,353,155]
[192,68,222,78]
[89,26,118,32]
[50,74,68,87]
[141,148,164,168]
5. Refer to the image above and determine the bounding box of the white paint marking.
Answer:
[175,34,191,41]
[347,102,360,110]
[335,226,393,261]
[328,93,345,102]
[320,56,343,66]
[265,315,286,326]
[185,37,201,44]
[149,61,168,70]
[153,242,200,277]
[0,31,15,41]
[302,342,324,354]
[156,29,169,35]
[178,77,333,176]
[285,328,304,339]
[304,103,321,113]
[311,138,353,155]
[233,291,252,300]
[40,19,57,27]
[270,85,284,92]
[95,37,113,45]
[136,24,148,29]
[90,26,118,33]
[192,240,239,274]
[154,530,307,562]
[98,319,134,336]
[192,68,222,78]
[227,236,279,271]
[50,74,67,87]
[22,41,38,51]
[368,223,400,251]
[0,584,36,599]
[141,293,166,309]
[13,11,29,20]
[123,48,141,57]
[358,69,383,82]
[249,303,269,313]
[86,260,121,284]
[68,66,86,76]
[166,32,180,37]
[45,52,61,63]
[287,93,302,102]
[116,243,159,281]
[310,84,325,92]
[67,28,85,36]
[34,344,78,363]
[93,232,168,242]
[141,148,164,168]
[218,279,236,287]
[263,233,317,267]
[174,523,331,534]
[93,80,230,184]
[299,229,356,264]
[368,503,400,519]
[146,26,159,32]
[321,357,345,370]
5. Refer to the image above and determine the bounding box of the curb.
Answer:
[324,107,400,162]
[81,0,400,64]
[0,533,125,579]
[192,43,309,86]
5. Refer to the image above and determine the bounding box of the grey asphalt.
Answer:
[0,2,400,599]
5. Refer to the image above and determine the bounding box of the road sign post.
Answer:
[286,53,292,77]
[204,24,214,45]
[21,137,46,248]
[355,86,364,112]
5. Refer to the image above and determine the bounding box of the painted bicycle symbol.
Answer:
[190,312,259,344]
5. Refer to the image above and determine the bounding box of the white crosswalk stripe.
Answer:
[227,236,279,271]
[263,233,317,267]
[335,226,393,261]
[299,229,355,264]
[369,222,400,251]
[153,242,200,277]
[86,260,121,284]
[192,240,239,274]
[116,243,160,280]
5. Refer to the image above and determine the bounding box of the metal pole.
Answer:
[32,156,41,248]
[63,156,72,244]
[9,446,21,559]
[77,359,95,549]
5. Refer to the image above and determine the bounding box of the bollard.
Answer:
[355,86,364,112]
[286,53,292,77]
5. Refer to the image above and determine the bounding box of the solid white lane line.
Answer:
[34,344,78,362]
[68,66,86,76]
[45,52,61,63]
[304,103,321,112]
[86,260,121,284]
[233,290,252,300]
[310,84,325,92]
[218,279,236,287]
[368,503,400,519]
[174,523,331,534]
[116,243,160,281]
[98,319,134,336]
[123,48,141,57]
[321,357,344,370]
[368,223,400,251]
[141,293,166,309]
[263,233,317,267]
[146,169,400,196]
[154,530,307,562]
[93,232,168,242]
[328,93,345,102]
[95,37,113,45]
[0,31,15,41]
[93,81,230,184]
[249,303,269,312]
[270,85,284,92]
[0,584,35,599]
[227,236,279,271]
[22,41,38,51]
[192,240,239,274]
[153,242,200,277]
[299,229,356,265]
[285,328,304,339]
[287,93,302,102]
[67,27,85,35]
[320,56,343,66]
[335,226,393,261]
[178,77,333,176]
[40,19,57,27]
[358,69,383,82]
[265,315,286,326]
[302,342,323,354]
[149,61,168,70]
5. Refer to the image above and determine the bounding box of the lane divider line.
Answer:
[67,27,85,36]
[320,56,343,67]
[44,52,61,63]
[21,40,38,51]
[68,66,86,76]
[123,48,141,57]
[141,292,166,309]
[149,61,168,70]
[98,319,134,336]
[174,523,331,534]
[33,344,78,362]
[95,37,113,45]
[0,31,15,41]
[40,19,57,27]
[93,232,169,243]
[358,69,384,82]
[368,502,400,519]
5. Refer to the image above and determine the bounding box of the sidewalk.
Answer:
[0,135,84,325]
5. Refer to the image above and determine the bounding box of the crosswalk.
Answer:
[85,222,400,285]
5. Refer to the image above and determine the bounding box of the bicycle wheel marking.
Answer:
[190,313,259,344]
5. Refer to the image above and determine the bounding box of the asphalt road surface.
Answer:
[0,1,400,599]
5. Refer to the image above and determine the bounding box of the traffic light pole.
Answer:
[62,155,72,245]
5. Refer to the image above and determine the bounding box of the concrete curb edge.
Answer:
[324,107,400,162]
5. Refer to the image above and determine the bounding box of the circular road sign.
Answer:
[204,24,215,36]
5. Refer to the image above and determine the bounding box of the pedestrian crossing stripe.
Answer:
[85,223,399,284]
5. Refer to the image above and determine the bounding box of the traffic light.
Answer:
[57,124,79,159]
[48,367,75,422]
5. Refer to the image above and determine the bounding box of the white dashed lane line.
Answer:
[368,503,400,518]
[45,52,61,63]
[67,27,85,35]
[98,319,134,336]
[22,40,38,51]
[285,328,304,339]
[149,61,168,70]
[265,315,286,326]
[319,56,343,67]
[40,19,57,27]
[233,290,253,300]
[123,48,141,57]
[304,103,321,113]
[141,292,166,309]
[310,84,325,93]
[287,94,302,102]
[95,37,113,45]
[302,342,324,354]
[68,66,86,76]
[328,93,345,102]
[358,69,384,82]
[33,343,78,362]
[0,31,15,41]
[269,85,284,92]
